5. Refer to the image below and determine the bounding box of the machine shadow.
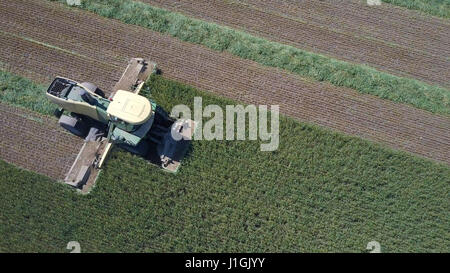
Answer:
[121,105,195,172]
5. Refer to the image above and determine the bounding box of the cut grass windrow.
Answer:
[0,70,54,115]
[51,0,450,115]
[0,72,449,252]
[382,0,450,19]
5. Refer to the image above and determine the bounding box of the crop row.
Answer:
[144,0,450,87]
[1,75,449,252]
[50,0,450,115]
[0,103,83,179]
[239,0,450,51]
[0,31,121,92]
[0,1,449,164]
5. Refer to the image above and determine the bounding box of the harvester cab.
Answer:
[46,58,196,192]
[46,77,111,128]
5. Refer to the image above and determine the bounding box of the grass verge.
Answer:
[0,70,54,115]
[50,0,450,115]
[382,0,450,19]
[0,72,449,252]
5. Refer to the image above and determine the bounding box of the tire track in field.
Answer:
[0,0,449,165]
[143,0,450,87]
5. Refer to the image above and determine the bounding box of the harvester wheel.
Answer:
[81,82,105,98]
[53,108,64,118]
[59,115,88,137]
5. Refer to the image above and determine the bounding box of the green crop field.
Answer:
[0,72,449,252]
[51,0,450,115]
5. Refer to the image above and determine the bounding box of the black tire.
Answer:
[59,115,88,137]
[81,82,105,98]
[53,108,64,118]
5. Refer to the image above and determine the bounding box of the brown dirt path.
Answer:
[0,103,84,180]
[0,0,449,165]
[143,0,450,87]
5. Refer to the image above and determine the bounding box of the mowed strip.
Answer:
[11,0,450,115]
[0,103,83,180]
[238,0,450,58]
[0,31,119,180]
[144,0,450,87]
[0,0,449,164]
[0,31,121,91]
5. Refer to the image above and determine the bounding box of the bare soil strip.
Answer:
[0,31,121,91]
[0,103,84,180]
[238,0,450,56]
[0,0,449,165]
[143,0,450,87]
